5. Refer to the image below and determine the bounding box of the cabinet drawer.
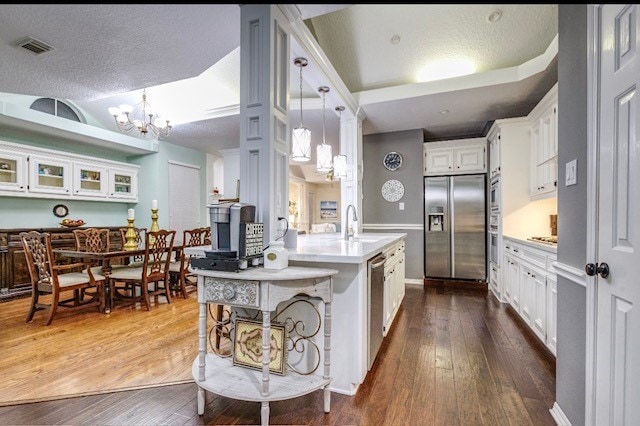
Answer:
[202,277,259,308]
[520,247,546,270]
[503,241,521,257]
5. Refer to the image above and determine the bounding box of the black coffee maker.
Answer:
[191,202,264,271]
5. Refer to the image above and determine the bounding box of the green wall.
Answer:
[0,129,207,231]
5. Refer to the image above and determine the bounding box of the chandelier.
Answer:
[108,89,172,140]
[316,86,333,172]
[291,57,311,161]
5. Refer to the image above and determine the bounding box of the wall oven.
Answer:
[490,178,500,212]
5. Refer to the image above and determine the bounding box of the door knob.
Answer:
[586,262,610,279]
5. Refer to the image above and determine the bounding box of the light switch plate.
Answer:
[399,202,405,210]
[566,159,577,186]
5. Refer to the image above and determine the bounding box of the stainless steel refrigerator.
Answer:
[424,174,486,280]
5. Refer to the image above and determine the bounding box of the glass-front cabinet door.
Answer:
[109,167,138,200]
[29,155,72,195]
[0,150,27,193]
[73,162,108,197]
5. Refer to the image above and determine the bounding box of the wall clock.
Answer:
[381,179,404,202]
[383,151,403,171]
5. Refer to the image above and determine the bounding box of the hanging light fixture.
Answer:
[333,106,347,179]
[291,57,311,161]
[108,89,172,140]
[316,86,333,172]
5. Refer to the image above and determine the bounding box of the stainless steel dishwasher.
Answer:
[367,253,386,370]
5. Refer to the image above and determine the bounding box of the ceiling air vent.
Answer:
[16,37,54,55]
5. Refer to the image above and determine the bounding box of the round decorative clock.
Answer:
[381,179,405,202]
[383,151,403,171]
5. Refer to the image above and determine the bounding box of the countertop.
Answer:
[184,232,406,265]
[503,235,557,254]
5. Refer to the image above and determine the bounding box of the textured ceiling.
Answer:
[0,4,558,157]
[307,4,558,92]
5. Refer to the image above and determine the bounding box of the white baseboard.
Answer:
[550,402,571,425]
[405,278,423,285]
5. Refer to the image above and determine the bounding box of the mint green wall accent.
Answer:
[0,127,129,162]
[129,141,207,230]
[0,197,129,229]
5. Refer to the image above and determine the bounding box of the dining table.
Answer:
[53,245,183,314]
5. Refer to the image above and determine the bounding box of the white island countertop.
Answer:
[184,232,406,264]
[288,232,406,263]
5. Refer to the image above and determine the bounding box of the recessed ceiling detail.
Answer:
[15,37,54,55]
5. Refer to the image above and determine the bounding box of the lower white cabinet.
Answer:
[502,237,556,355]
[546,275,557,355]
[383,240,405,335]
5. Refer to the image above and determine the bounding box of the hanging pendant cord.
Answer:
[299,66,303,127]
[322,90,326,145]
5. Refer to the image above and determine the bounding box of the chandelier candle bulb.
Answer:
[151,199,158,210]
[128,208,135,220]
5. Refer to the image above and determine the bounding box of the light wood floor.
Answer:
[0,285,556,425]
[0,288,199,406]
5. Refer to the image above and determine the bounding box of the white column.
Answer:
[340,109,365,235]
[239,4,291,242]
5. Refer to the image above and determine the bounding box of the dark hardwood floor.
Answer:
[0,286,556,425]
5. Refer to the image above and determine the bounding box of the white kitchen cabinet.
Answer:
[383,240,405,336]
[109,167,138,200]
[0,149,27,193]
[28,154,72,196]
[502,237,557,356]
[73,161,108,198]
[546,274,557,356]
[529,84,558,198]
[0,140,139,202]
[489,132,501,179]
[423,138,486,175]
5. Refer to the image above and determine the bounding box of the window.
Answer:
[30,98,81,122]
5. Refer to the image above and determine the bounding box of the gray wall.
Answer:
[556,5,587,425]
[363,129,424,279]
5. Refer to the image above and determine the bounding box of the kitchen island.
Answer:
[185,232,406,395]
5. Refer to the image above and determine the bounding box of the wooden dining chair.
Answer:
[21,231,105,325]
[108,229,176,311]
[169,227,206,299]
[202,227,211,245]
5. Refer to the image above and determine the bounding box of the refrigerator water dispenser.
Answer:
[428,206,445,231]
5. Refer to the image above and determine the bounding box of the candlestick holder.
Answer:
[123,217,139,251]
[149,208,159,245]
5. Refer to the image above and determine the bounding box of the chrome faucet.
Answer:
[344,204,358,241]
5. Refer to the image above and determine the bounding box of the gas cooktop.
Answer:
[527,236,557,245]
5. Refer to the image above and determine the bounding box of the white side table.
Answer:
[192,266,338,426]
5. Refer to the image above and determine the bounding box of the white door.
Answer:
[168,161,201,245]
[592,5,640,425]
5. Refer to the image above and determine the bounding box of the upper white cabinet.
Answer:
[0,140,139,202]
[423,138,486,175]
[529,83,558,198]
[29,155,73,196]
[74,161,108,197]
[0,149,27,193]
[489,133,501,179]
[108,166,138,200]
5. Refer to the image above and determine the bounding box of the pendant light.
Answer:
[333,106,347,179]
[316,86,333,172]
[291,57,311,162]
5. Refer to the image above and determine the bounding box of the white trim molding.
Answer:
[552,261,587,287]
[550,402,572,426]
[362,223,424,231]
[168,160,200,170]
[404,278,423,286]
